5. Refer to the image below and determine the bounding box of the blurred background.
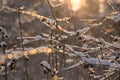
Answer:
[0,0,120,48]
[0,0,120,80]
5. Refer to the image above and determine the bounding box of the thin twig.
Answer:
[18,9,29,80]
[46,0,59,70]
[107,0,117,12]
[1,26,7,80]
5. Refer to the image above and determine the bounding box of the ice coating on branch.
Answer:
[112,13,120,22]
[0,27,3,32]
[64,61,84,70]
[76,27,91,35]
[22,39,29,46]
[34,35,42,40]
[40,61,51,70]
[84,58,110,65]
[51,2,63,8]
[0,41,7,48]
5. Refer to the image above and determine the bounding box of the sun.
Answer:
[71,0,82,11]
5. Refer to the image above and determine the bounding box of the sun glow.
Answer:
[71,0,82,11]
[59,0,64,2]
[52,0,82,11]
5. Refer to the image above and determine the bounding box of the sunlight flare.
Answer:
[71,0,82,11]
